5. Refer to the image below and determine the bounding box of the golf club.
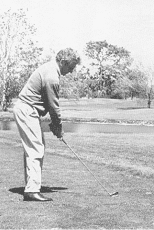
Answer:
[61,138,118,197]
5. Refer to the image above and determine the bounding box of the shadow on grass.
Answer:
[118,107,146,110]
[9,186,68,195]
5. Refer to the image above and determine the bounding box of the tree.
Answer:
[84,40,132,98]
[144,66,154,108]
[0,9,43,110]
[84,40,131,66]
[60,72,79,99]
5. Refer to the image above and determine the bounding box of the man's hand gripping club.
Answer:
[49,122,64,139]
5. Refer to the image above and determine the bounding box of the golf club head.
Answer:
[110,191,119,197]
[61,138,119,198]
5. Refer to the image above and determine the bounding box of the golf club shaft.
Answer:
[61,138,118,196]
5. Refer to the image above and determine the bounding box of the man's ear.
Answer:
[60,59,67,67]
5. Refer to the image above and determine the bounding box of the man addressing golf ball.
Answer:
[13,48,81,202]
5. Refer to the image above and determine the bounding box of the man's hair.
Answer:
[56,48,81,66]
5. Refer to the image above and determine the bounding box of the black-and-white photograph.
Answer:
[0,0,154,229]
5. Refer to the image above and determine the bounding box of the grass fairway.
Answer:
[2,97,154,124]
[1,130,154,229]
[1,98,154,229]
[59,98,154,123]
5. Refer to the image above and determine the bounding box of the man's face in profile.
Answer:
[60,61,76,76]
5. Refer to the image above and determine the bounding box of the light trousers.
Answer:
[13,100,45,193]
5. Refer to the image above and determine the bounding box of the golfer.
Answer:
[13,48,81,201]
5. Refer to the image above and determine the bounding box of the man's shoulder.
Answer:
[36,61,59,76]
[38,60,56,70]
[36,61,60,84]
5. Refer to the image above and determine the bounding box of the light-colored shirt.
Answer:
[19,60,61,124]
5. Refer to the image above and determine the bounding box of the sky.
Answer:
[1,0,154,67]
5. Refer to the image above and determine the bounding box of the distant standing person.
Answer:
[13,48,81,201]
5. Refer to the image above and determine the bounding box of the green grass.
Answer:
[2,97,154,123]
[1,98,154,229]
[48,98,154,123]
[1,130,154,229]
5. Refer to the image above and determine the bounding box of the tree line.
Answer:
[0,9,153,111]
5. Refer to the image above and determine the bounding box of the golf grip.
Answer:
[61,138,118,196]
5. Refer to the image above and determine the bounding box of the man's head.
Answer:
[56,48,81,76]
